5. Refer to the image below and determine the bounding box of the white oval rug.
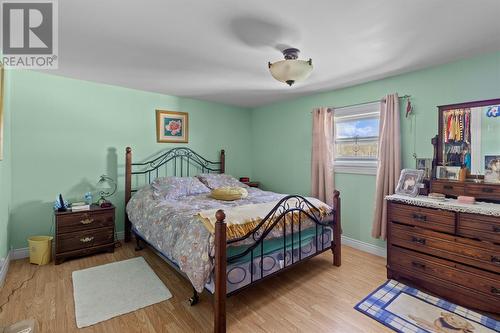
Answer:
[72,256,172,328]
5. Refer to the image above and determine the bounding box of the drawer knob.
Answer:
[412,213,427,222]
[443,185,453,190]
[491,287,500,296]
[411,236,426,245]
[493,226,500,233]
[80,218,94,225]
[80,236,94,243]
[491,256,500,264]
[482,188,494,193]
[411,261,426,269]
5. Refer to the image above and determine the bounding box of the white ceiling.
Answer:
[53,0,500,107]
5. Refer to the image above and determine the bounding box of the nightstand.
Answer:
[55,204,115,264]
[243,181,260,188]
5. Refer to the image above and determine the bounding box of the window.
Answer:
[333,102,380,174]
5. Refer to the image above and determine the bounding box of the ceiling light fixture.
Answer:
[268,48,313,86]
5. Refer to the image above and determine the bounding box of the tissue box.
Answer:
[457,195,476,204]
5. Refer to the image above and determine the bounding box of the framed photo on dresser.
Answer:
[395,169,424,197]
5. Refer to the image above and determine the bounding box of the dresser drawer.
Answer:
[56,227,114,253]
[390,223,500,274]
[389,202,455,233]
[458,213,500,244]
[431,180,465,197]
[465,183,500,201]
[57,210,114,234]
[389,246,500,300]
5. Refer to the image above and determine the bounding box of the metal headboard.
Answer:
[124,146,225,241]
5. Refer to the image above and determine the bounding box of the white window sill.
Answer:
[334,161,378,175]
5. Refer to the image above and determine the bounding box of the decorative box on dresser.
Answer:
[386,184,500,315]
[55,204,115,264]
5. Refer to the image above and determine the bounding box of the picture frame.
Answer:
[484,155,500,183]
[0,63,4,160]
[415,158,432,179]
[395,169,424,197]
[156,110,188,143]
[436,165,461,181]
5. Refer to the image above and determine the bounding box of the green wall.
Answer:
[8,71,253,249]
[250,51,500,247]
[0,69,12,258]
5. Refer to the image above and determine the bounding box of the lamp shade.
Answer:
[268,48,313,86]
[269,59,313,86]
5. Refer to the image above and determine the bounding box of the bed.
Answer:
[124,147,341,333]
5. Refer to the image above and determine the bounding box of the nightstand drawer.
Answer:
[57,227,114,253]
[57,210,114,234]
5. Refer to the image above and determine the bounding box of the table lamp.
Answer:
[96,175,116,207]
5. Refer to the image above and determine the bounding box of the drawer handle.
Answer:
[491,256,500,264]
[80,218,94,225]
[80,236,94,243]
[412,213,427,222]
[411,236,426,245]
[493,226,500,233]
[491,287,500,296]
[482,188,494,193]
[443,185,453,190]
[411,261,426,269]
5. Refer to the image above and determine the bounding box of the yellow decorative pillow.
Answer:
[211,187,248,201]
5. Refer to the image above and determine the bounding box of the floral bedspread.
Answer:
[126,186,288,292]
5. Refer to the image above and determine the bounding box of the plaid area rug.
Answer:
[355,280,500,333]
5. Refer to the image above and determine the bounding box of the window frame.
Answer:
[333,102,380,175]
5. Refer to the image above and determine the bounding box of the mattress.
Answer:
[126,185,332,292]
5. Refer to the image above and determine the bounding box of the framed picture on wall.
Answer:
[0,63,4,160]
[156,110,189,143]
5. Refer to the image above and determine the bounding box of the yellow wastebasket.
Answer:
[28,236,53,265]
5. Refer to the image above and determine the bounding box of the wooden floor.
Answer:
[0,243,391,332]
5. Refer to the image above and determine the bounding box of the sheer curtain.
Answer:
[371,94,401,239]
[311,107,334,207]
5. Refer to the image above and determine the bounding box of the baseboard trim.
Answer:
[8,233,384,262]
[341,235,386,258]
[10,231,126,260]
[0,253,11,287]
[10,247,29,260]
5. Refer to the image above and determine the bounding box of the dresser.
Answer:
[55,204,115,264]
[386,195,500,314]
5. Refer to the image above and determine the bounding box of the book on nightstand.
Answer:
[70,202,90,211]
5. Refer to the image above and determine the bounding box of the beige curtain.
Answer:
[311,107,334,207]
[371,94,401,239]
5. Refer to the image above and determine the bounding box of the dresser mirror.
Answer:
[436,98,500,183]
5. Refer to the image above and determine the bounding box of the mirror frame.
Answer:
[436,98,500,177]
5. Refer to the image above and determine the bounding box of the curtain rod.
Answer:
[311,94,411,113]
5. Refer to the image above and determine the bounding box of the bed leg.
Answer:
[332,191,341,267]
[214,210,227,333]
[135,234,144,251]
[189,287,199,306]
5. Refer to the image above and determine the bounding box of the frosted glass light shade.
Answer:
[269,59,313,86]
